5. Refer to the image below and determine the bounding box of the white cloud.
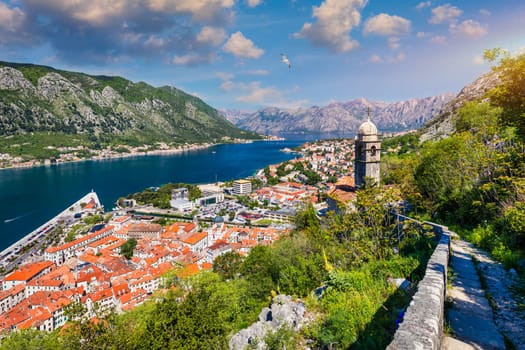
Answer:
[388,37,400,50]
[246,0,262,7]
[245,69,269,75]
[220,80,236,91]
[388,52,406,63]
[0,2,25,32]
[236,82,281,103]
[473,55,485,65]
[369,52,405,64]
[480,9,491,16]
[429,4,462,24]
[370,54,383,63]
[223,31,264,58]
[416,1,431,10]
[431,35,447,44]
[294,0,366,53]
[13,0,237,63]
[416,31,427,38]
[22,0,234,27]
[146,0,235,22]
[172,53,215,65]
[23,0,128,26]
[216,72,234,80]
[197,26,227,46]
[450,20,487,38]
[363,13,411,36]
[235,81,307,108]
[144,35,165,48]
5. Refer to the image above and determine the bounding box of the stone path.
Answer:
[443,238,506,350]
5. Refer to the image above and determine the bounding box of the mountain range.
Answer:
[0,61,258,145]
[221,94,455,137]
[0,59,501,148]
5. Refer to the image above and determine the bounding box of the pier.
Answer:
[0,191,101,272]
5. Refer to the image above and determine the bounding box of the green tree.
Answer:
[121,238,138,260]
[294,202,320,233]
[0,329,61,350]
[213,251,244,280]
[83,214,103,226]
[240,246,278,299]
[484,49,525,139]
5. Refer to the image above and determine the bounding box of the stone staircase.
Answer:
[443,238,505,350]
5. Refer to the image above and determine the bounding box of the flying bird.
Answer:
[281,53,291,68]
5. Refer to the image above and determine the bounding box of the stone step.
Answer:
[442,336,476,350]
[448,288,493,319]
[447,309,505,349]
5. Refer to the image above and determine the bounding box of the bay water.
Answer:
[0,140,304,250]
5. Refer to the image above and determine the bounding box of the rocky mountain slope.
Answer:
[221,94,454,136]
[420,71,501,141]
[0,61,258,144]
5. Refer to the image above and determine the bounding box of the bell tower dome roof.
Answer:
[358,119,378,136]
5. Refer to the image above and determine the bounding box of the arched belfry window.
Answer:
[371,145,377,156]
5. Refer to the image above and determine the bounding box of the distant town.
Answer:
[0,136,281,170]
[0,137,357,335]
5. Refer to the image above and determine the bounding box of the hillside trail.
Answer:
[443,234,525,350]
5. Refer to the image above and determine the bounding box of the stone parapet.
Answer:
[387,224,450,350]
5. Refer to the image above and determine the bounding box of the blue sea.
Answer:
[0,140,306,250]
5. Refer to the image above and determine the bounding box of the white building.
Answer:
[233,179,252,196]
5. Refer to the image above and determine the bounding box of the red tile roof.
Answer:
[3,261,54,282]
[181,232,207,245]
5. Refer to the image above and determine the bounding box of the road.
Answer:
[0,191,101,274]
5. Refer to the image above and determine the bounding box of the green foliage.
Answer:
[0,133,92,161]
[264,326,298,350]
[294,203,320,233]
[64,230,76,243]
[483,50,525,139]
[121,238,138,260]
[455,102,501,140]
[303,169,322,185]
[310,256,419,350]
[213,251,244,280]
[0,61,261,160]
[382,133,420,155]
[414,133,480,216]
[83,214,103,226]
[383,74,525,269]
[128,183,201,208]
[0,328,62,349]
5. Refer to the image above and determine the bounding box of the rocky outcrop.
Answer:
[221,94,454,136]
[229,295,308,350]
[420,71,500,142]
[0,67,35,93]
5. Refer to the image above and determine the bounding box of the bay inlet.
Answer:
[0,140,303,251]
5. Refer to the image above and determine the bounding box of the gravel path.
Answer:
[455,236,525,350]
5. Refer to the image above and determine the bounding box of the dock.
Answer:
[0,191,102,271]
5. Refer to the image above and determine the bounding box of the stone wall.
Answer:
[387,223,450,350]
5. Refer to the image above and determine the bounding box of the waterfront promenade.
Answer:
[0,191,101,271]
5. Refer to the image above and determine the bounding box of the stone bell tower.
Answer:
[354,110,381,187]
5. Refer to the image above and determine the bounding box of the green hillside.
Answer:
[0,61,260,157]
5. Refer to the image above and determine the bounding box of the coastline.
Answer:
[0,143,215,172]
[0,137,288,172]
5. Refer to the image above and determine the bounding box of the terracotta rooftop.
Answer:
[46,225,114,253]
[3,261,54,282]
[180,231,207,245]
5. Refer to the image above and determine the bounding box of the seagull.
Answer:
[281,53,291,68]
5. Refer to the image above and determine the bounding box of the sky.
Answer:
[0,0,524,112]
